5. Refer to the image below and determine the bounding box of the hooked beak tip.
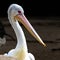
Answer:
[43,43,47,47]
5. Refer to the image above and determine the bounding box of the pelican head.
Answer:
[8,4,24,23]
[8,4,46,47]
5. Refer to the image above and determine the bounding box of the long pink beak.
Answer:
[14,14,46,47]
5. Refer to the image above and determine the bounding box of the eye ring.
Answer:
[18,11,21,14]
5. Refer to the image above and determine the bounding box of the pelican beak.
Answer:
[14,14,46,47]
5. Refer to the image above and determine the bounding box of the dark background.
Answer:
[0,0,60,18]
[0,1,60,60]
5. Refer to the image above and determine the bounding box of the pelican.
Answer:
[4,4,46,60]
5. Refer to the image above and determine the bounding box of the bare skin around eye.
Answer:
[0,55,17,60]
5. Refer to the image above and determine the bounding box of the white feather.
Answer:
[4,4,35,60]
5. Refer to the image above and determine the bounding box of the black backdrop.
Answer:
[0,0,60,17]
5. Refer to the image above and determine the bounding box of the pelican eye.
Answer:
[18,11,21,14]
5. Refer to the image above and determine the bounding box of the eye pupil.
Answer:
[18,11,21,14]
